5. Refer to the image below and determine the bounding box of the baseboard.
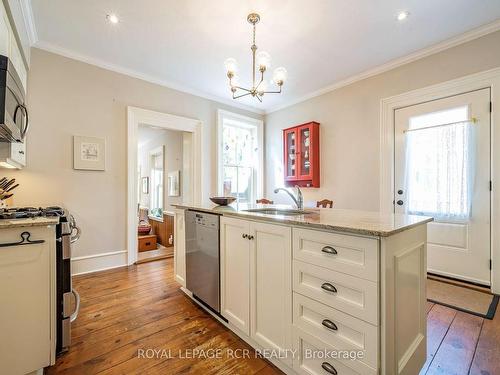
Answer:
[71,250,128,276]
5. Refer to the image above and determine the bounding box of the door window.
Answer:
[404,106,474,220]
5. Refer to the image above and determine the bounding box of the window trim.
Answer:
[217,109,264,202]
[149,146,164,212]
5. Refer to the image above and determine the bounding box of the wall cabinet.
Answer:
[0,1,28,93]
[220,216,292,361]
[173,209,186,287]
[283,122,320,187]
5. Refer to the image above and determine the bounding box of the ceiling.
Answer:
[30,0,500,112]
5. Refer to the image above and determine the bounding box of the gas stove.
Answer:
[0,206,66,220]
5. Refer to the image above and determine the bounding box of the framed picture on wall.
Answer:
[142,177,149,194]
[73,136,106,170]
[168,170,180,196]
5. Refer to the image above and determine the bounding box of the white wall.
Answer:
[265,30,500,210]
[138,126,185,211]
[3,48,262,262]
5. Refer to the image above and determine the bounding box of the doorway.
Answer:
[127,106,203,265]
[394,89,491,285]
[136,125,187,263]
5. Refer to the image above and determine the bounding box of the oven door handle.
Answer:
[70,288,80,323]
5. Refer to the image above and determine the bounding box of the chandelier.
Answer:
[224,13,287,102]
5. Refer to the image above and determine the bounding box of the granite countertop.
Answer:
[0,216,60,229]
[172,202,433,237]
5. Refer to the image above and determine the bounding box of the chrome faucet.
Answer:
[274,185,304,210]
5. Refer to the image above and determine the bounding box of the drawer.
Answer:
[293,293,378,368]
[293,228,378,282]
[293,327,377,375]
[293,260,378,325]
[138,235,157,252]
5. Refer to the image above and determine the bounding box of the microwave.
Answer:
[0,55,28,143]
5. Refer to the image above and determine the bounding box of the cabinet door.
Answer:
[174,209,186,287]
[250,221,292,364]
[220,216,251,335]
[0,5,9,56]
[0,226,56,374]
[284,128,298,181]
[297,124,314,181]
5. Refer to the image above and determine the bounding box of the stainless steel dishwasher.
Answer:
[185,210,220,313]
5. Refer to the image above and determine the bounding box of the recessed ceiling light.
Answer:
[396,11,409,21]
[106,14,119,24]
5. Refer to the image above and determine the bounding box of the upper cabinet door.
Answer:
[297,124,314,181]
[284,128,299,181]
[0,7,9,56]
[220,216,251,335]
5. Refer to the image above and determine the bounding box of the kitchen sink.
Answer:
[244,208,313,216]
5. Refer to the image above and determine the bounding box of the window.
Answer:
[404,106,474,220]
[218,110,263,204]
[150,148,164,215]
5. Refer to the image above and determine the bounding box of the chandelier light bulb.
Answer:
[273,67,288,85]
[230,75,240,87]
[256,51,271,70]
[224,58,238,74]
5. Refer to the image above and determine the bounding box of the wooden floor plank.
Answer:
[426,301,435,314]
[469,307,500,375]
[425,311,483,375]
[419,304,457,374]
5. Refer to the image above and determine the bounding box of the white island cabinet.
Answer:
[0,222,57,375]
[173,204,431,375]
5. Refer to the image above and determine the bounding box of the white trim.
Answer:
[19,0,37,45]
[267,19,500,114]
[71,250,127,276]
[217,109,264,201]
[32,42,264,115]
[379,66,500,294]
[127,106,203,265]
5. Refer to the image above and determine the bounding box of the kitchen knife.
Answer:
[2,179,15,191]
[6,184,19,192]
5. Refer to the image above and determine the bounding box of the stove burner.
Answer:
[0,206,65,220]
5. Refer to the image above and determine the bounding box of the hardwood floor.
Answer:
[46,260,500,375]
[46,259,280,375]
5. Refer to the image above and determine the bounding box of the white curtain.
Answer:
[404,121,475,221]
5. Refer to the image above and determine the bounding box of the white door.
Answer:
[220,217,251,335]
[395,88,491,285]
[250,221,292,365]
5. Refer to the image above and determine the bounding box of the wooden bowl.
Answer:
[210,196,236,206]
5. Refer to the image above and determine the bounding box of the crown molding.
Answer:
[19,0,37,45]
[266,18,500,114]
[32,41,265,115]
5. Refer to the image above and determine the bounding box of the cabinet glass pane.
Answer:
[286,131,296,177]
[299,127,311,176]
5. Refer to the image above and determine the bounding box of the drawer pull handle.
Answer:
[322,319,338,331]
[321,246,337,255]
[321,283,337,293]
[242,234,248,239]
[321,362,337,375]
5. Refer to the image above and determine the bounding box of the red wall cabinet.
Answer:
[283,121,320,187]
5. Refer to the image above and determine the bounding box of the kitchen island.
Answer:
[173,203,432,375]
